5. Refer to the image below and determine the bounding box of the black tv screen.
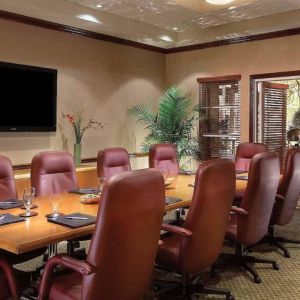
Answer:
[0,62,57,132]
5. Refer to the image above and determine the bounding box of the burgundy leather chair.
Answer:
[97,147,131,179]
[156,159,235,300]
[38,169,165,300]
[149,143,179,175]
[0,259,18,300]
[0,155,18,201]
[267,147,300,258]
[211,152,280,284]
[235,142,267,172]
[31,151,79,196]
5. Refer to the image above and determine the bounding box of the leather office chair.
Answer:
[155,159,235,300]
[31,151,81,256]
[31,151,79,196]
[211,152,280,284]
[0,258,18,300]
[235,142,267,172]
[0,155,46,264]
[0,155,18,201]
[267,147,300,258]
[149,143,179,175]
[97,147,131,179]
[38,169,165,300]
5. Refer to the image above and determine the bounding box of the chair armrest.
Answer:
[0,259,18,299]
[230,206,248,215]
[161,223,193,237]
[38,254,95,300]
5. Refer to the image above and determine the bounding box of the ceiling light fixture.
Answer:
[205,0,234,5]
[76,14,101,24]
[159,35,174,42]
[172,27,179,30]
[96,4,103,8]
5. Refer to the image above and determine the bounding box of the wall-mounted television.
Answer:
[0,61,57,132]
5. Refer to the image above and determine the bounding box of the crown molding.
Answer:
[1,10,300,54]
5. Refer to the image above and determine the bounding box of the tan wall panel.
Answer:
[0,19,165,165]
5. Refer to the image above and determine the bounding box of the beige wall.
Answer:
[165,35,300,142]
[0,19,165,165]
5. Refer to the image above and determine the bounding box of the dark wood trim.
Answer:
[197,75,241,83]
[12,152,148,170]
[249,70,300,142]
[2,9,300,54]
[165,27,300,54]
[0,10,164,54]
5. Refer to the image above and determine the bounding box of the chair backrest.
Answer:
[238,152,280,246]
[83,169,165,300]
[235,142,267,172]
[149,143,179,175]
[31,151,78,196]
[180,159,235,273]
[0,155,17,201]
[97,147,131,179]
[272,148,300,226]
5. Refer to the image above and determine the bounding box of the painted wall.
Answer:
[0,19,165,165]
[165,34,300,142]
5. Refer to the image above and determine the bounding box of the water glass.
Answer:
[19,187,38,217]
[46,195,63,219]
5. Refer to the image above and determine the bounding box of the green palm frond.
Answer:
[128,85,201,161]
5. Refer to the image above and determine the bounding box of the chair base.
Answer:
[154,272,234,300]
[211,245,279,284]
[264,226,300,258]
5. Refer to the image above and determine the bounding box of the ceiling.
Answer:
[1,0,300,49]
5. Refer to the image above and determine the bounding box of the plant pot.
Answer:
[73,143,82,167]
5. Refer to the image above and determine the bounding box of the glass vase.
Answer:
[73,143,82,167]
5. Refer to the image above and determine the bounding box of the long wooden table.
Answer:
[0,175,247,255]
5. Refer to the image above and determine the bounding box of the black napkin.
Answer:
[69,188,100,195]
[179,170,195,175]
[47,213,96,228]
[236,170,246,174]
[0,213,25,226]
[0,199,23,210]
[236,175,248,181]
[165,197,182,205]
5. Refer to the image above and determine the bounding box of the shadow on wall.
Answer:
[57,123,69,151]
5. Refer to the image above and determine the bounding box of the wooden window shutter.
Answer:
[261,82,288,170]
[198,75,241,161]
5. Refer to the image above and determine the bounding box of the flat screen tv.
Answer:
[0,61,57,132]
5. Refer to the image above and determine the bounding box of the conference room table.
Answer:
[0,174,248,255]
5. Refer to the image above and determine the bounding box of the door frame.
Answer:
[249,70,300,142]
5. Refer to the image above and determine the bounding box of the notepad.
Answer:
[165,197,182,205]
[69,188,100,195]
[0,213,25,226]
[47,213,96,228]
[0,200,23,210]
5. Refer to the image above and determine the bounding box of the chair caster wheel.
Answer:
[273,263,280,270]
[254,276,262,284]
[284,252,291,258]
[226,295,235,300]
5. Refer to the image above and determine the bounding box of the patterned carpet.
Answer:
[14,211,300,300]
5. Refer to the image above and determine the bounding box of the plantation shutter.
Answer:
[198,75,241,161]
[260,82,288,169]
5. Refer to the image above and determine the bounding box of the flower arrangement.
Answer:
[62,107,104,144]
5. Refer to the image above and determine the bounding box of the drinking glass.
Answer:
[45,195,64,219]
[19,187,38,217]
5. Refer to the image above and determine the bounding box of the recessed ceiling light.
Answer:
[159,35,174,42]
[172,27,179,30]
[96,4,103,8]
[228,6,236,10]
[205,0,234,5]
[76,14,101,24]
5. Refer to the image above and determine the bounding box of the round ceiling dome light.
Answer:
[205,0,235,5]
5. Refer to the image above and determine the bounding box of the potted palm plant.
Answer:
[128,86,201,164]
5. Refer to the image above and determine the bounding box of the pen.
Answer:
[66,216,89,220]
[0,216,6,220]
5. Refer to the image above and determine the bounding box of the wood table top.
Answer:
[0,174,248,254]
